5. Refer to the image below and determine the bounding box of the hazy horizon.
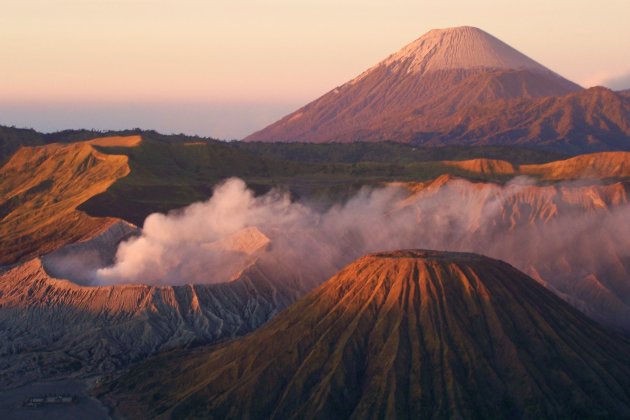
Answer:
[2,0,630,139]
[0,101,300,140]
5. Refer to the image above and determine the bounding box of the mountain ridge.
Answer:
[0,139,137,264]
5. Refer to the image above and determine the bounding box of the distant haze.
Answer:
[2,0,629,139]
[0,101,299,140]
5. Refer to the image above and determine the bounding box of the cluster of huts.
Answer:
[22,394,78,407]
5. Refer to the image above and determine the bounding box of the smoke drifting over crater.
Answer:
[48,177,630,328]
[91,178,410,286]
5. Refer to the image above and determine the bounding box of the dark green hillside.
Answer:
[232,141,565,165]
[80,135,533,225]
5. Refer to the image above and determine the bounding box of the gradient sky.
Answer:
[2,0,629,139]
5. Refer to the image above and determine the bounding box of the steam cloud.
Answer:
[92,178,411,285]
[47,177,630,327]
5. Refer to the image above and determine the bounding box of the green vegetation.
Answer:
[0,126,210,163]
[80,133,547,224]
[0,126,45,165]
[232,141,565,165]
[1,125,566,225]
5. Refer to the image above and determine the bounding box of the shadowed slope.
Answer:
[429,86,630,153]
[0,139,138,264]
[103,250,630,419]
[0,225,321,388]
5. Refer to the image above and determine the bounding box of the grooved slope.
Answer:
[0,240,314,388]
[0,140,136,264]
[103,250,630,419]
[245,27,585,146]
[374,26,550,75]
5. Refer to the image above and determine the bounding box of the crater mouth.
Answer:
[41,222,272,287]
[369,249,489,261]
[41,221,139,286]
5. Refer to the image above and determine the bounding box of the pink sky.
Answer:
[1,0,629,138]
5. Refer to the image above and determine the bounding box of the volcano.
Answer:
[103,250,630,419]
[245,27,630,153]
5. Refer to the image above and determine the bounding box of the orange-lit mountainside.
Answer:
[0,136,138,265]
[2,24,630,419]
[245,27,630,154]
[2,133,630,392]
[102,251,630,419]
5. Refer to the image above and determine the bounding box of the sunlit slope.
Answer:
[88,135,143,147]
[82,139,559,225]
[441,151,630,180]
[0,137,139,264]
[521,151,630,179]
[103,251,630,419]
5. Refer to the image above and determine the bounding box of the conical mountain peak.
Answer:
[245,26,597,146]
[378,26,551,75]
[105,250,630,419]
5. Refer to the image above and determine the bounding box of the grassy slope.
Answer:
[232,141,565,164]
[80,135,562,225]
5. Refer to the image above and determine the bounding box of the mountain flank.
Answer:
[102,250,630,419]
[246,27,630,153]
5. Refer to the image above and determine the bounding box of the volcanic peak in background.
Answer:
[246,27,630,153]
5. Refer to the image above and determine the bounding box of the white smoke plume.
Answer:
[47,177,630,328]
[92,178,410,286]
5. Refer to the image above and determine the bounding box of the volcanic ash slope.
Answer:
[0,225,317,389]
[103,250,630,420]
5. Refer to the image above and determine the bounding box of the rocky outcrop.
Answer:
[442,158,516,175]
[521,151,630,180]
